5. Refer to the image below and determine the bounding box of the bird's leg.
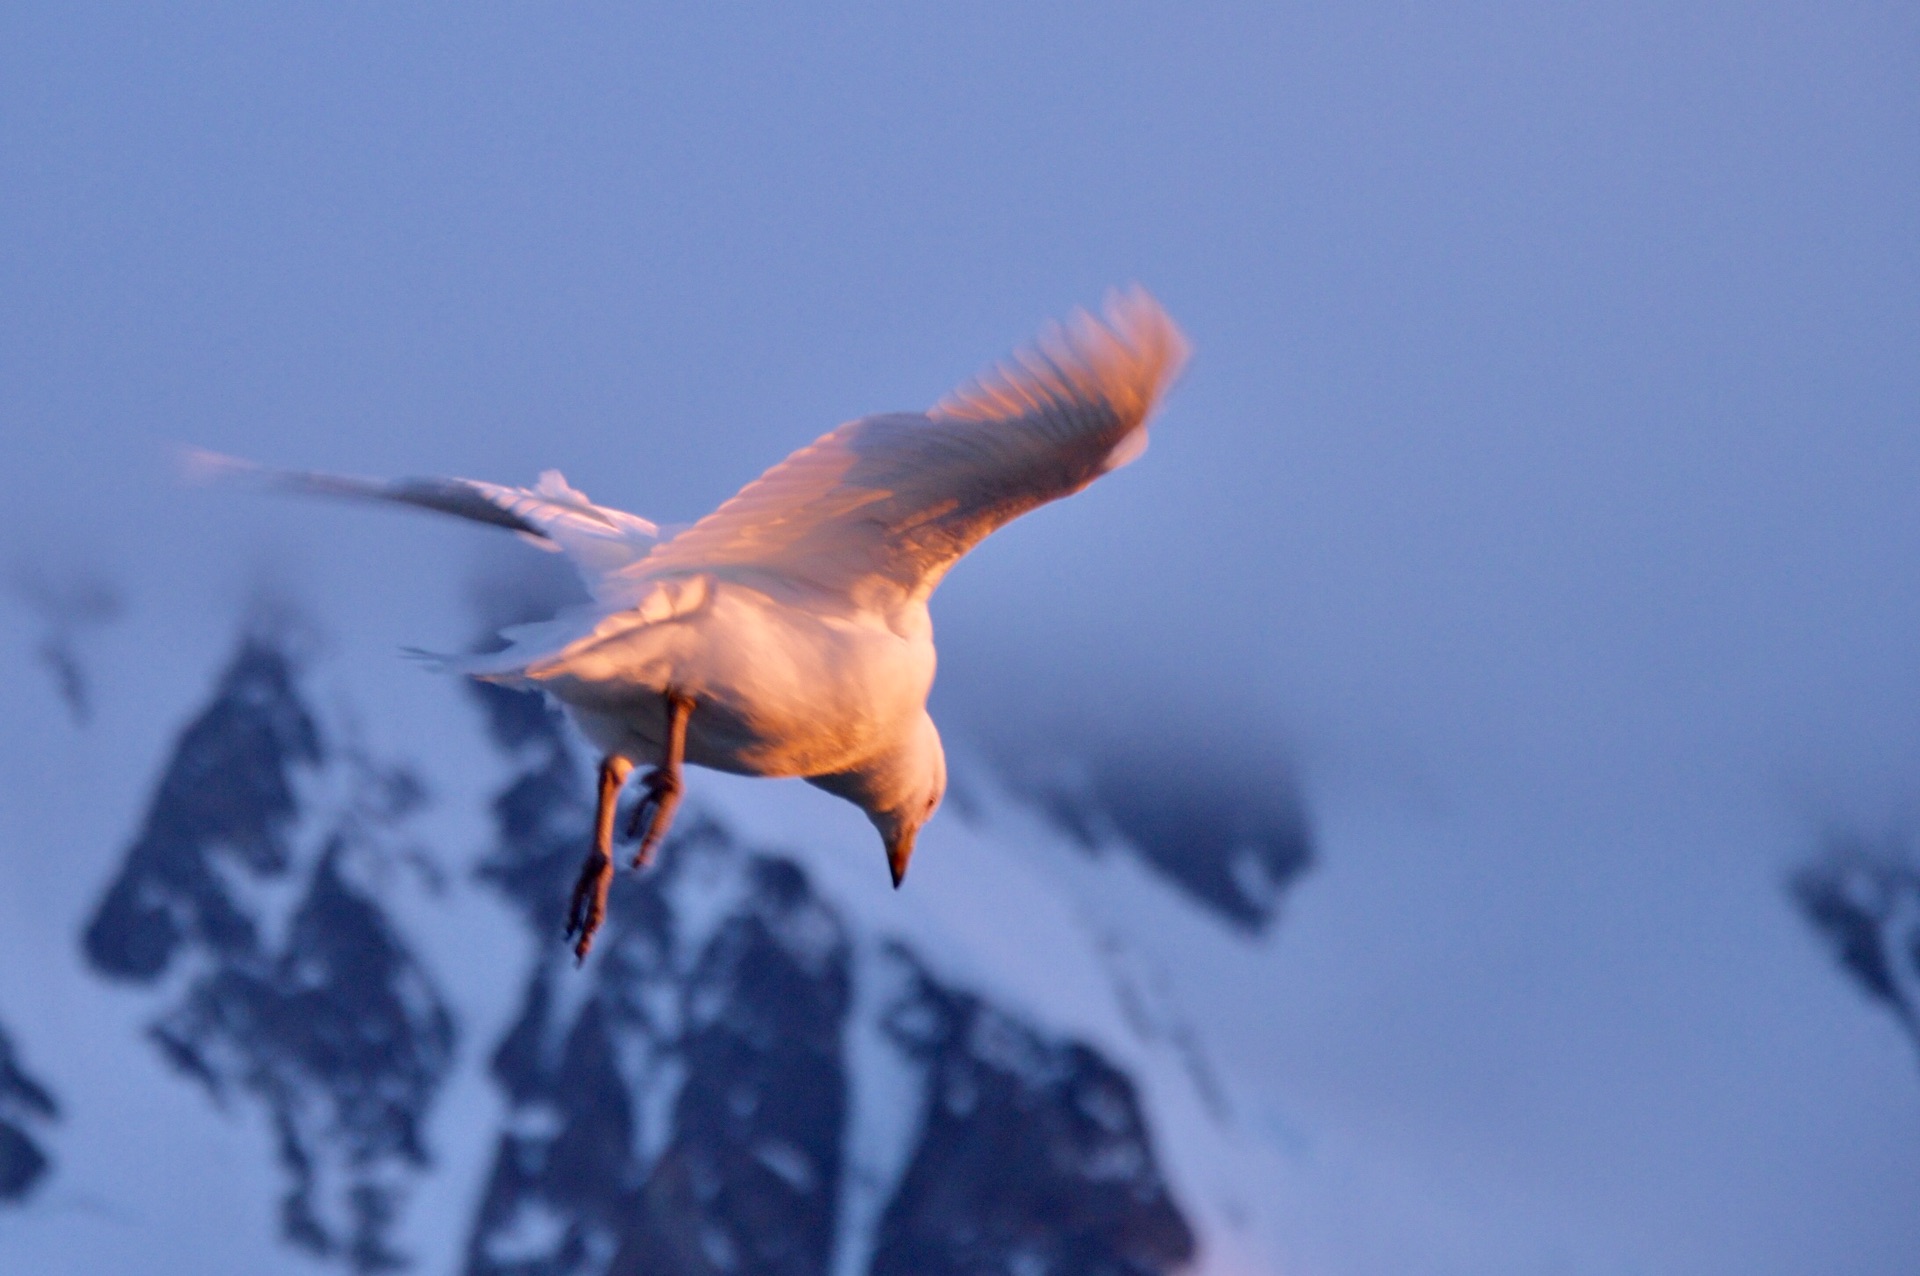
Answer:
[565,754,633,963]
[626,690,694,868]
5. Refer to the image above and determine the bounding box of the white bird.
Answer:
[196,290,1187,959]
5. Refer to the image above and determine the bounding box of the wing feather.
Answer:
[186,450,660,604]
[631,288,1187,610]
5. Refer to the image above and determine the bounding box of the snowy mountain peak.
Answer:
[83,638,326,979]
[82,635,458,1270]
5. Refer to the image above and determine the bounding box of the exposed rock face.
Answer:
[82,637,457,1271]
[463,680,1199,1276]
[871,952,1196,1276]
[84,639,323,978]
[1792,833,1920,1066]
[465,818,851,1276]
[1031,751,1313,933]
[0,1023,58,1204]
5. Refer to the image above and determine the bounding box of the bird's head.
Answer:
[866,713,946,889]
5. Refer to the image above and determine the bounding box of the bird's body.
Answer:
[199,290,1186,958]
[551,573,936,784]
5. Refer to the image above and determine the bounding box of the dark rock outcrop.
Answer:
[0,1022,58,1203]
[1032,750,1313,933]
[84,639,322,979]
[871,951,1196,1276]
[465,831,851,1276]
[1792,832,1920,1066]
[83,636,456,1270]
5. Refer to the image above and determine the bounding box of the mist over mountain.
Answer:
[9,566,122,728]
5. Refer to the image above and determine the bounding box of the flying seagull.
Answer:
[196,289,1187,959]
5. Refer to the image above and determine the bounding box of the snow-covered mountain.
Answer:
[81,637,456,1268]
[8,594,1920,1276]
[0,622,1296,1274]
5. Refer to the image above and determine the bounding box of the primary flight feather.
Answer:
[199,289,1188,959]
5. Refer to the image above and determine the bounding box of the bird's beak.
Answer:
[886,828,916,889]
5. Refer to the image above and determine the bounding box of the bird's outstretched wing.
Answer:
[187,451,661,603]
[631,288,1188,611]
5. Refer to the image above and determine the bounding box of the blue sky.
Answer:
[3,4,1919,1272]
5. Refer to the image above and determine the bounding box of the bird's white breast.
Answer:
[535,577,936,780]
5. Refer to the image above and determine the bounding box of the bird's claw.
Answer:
[626,767,684,868]
[564,849,612,964]
[623,790,656,843]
